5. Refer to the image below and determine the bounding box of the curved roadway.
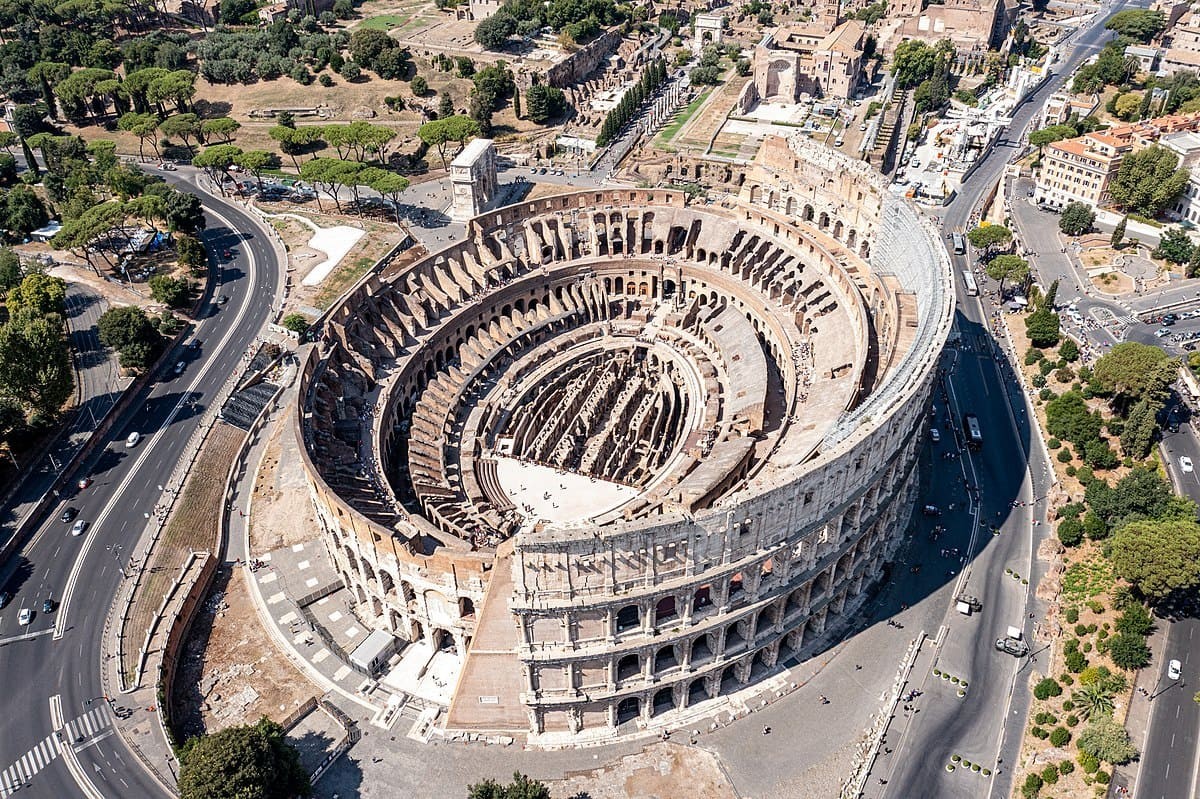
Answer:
[0,173,281,798]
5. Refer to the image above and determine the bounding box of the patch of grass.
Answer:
[313,255,378,310]
[1062,557,1115,603]
[360,14,409,29]
[657,89,712,145]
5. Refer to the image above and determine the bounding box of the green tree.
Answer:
[1105,9,1166,43]
[233,150,277,193]
[192,144,243,192]
[1111,215,1128,249]
[1116,602,1156,636]
[466,772,550,799]
[411,75,429,96]
[281,313,309,333]
[1026,308,1061,348]
[1154,227,1195,264]
[438,91,455,119]
[97,305,163,370]
[160,113,201,153]
[1086,465,1194,529]
[2,187,49,242]
[985,254,1029,293]
[176,234,207,273]
[7,271,66,316]
[891,39,953,87]
[967,224,1013,253]
[0,248,21,295]
[1029,124,1077,155]
[0,310,73,418]
[1109,518,1200,600]
[148,275,192,307]
[1109,145,1189,216]
[200,117,241,145]
[178,718,310,799]
[526,84,566,124]
[474,14,516,50]
[1059,337,1080,362]
[1093,341,1175,412]
[1077,715,1137,764]
[417,115,480,168]
[1120,397,1159,458]
[1059,202,1095,235]
[118,111,161,162]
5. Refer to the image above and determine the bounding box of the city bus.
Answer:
[952,232,966,255]
[962,270,979,297]
[963,413,983,449]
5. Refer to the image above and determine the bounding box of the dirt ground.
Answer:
[171,566,317,740]
[552,742,738,799]
[248,406,320,556]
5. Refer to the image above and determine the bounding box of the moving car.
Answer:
[42,599,54,614]
[0,592,9,609]
[126,432,141,448]
[77,477,92,490]
[921,504,942,516]
[1169,658,1182,680]
[18,608,32,625]
[71,519,87,536]
[60,507,77,523]
[930,428,941,443]
[173,361,186,376]
[1181,456,1194,474]
[217,295,229,305]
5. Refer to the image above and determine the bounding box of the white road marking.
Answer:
[53,203,262,641]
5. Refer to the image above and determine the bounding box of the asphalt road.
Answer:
[0,172,281,798]
[1136,417,1200,799]
[879,2,1140,795]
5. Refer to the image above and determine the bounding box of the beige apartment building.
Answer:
[1034,112,1200,209]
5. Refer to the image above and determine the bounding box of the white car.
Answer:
[18,608,32,625]
[1169,659,1182,680]
[126,431,141,448]
[930,428,941,443]
[71,519,87,536]
[1181,456,1194,473]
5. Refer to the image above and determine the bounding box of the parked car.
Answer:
[995,636,1028,657]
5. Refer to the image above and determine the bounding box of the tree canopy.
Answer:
[1092,341,1175,412]
[1105,9,1166,43]
[467,772,551,799]
[178,718,310,799]
[891,39,955,87]
[1077,715,1137,764]
[417,115,480,168]
[985,254,1029,291]
[1109,145,1190,216]
[1109,518,1200,600]
[967,224,1013,252]
[1059,202,1095,236]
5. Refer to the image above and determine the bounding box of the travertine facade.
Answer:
[296,135,954,741]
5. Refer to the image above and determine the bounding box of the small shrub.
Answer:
[1065,608,1080,623]
[1033,373,1048,388]
[1066,714,1079,727]
[1095,770,1110,784]
[1062,700,1075,711]
[1047,437,1061,449]
[1022,772,1044,798]
[1060,674,1074,686]
[1041,764,1060,785]
[1086,600,1105,614]
[1057,448,1073,463]
[1025,348,1043,365]
[1078,751,1100,773]
[1059,760,1074,775]
[1065,465,1077,476]
[1050,726,1071,746]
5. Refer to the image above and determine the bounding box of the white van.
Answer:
[125,432,141,448]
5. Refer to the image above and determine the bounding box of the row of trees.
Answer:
[596,57,667,147]
[473,0,626,50]
[0,268,73,451]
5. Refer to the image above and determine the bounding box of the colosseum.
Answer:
[294,134,954,742]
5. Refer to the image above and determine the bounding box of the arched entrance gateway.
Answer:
[295,133,954,745]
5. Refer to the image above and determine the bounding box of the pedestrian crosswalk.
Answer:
[0,706,111,796]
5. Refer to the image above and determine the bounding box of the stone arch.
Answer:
[803,205,814,222]
[616,653,641,681]
[652,687,676,717]
[616,697,640,725]
[654,644,678,672]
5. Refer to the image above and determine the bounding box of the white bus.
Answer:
[962,270,979,297]
[952,232,966,255]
